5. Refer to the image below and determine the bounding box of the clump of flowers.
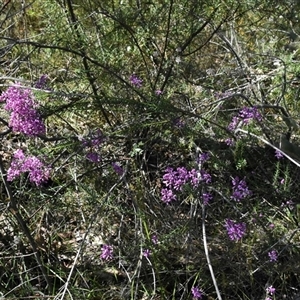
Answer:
[275,149,284,159]
[0,83,45,136]
[231,176,252,201]
[100,244,113,261]
[162,166,190,191]
[228,106,262,132]
[225,219,246,241]
[239,106,262,123]
[161,188,177,203]
[266,285,275,296]
[7,149,51,186]
[161,160,211,203]
[191,286,203,299]
[129,74,143,88]
[268,250,278,262]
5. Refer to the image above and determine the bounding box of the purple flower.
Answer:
[35,75,48,89]
[7,149,51,186]
[129,74,143,88]
[225,219,246,241]
[162,167,176,188]
[189,169,211,186]
[161,188,176,203]
[198,152,210,164]
[228,116,240,131]
[151,235,158,244]
[189,169,200,187]
[173,117,185,128]
[202,192,213,205]
[143,249,151,257]
[100,244,113,260]
[281,200,294,209]
[13,149,25,160]
[0,84,45,136]
[239,106,262,123]
[200,170,211,184]
[82,129,103,148]
[266,285,275,296]
[275,149,283,159]
[225,138,235,146]
[86,152,101,163]
[162,167,189,191]
[191,286,203,299]
[22,156,51,186]
[268,250,278,262]
[112,162,124,176]
[155,90,163,95]
[228,106,262,132]
[231,177,251,201]
[161,166,212,203]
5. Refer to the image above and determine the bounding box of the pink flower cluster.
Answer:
[7,149,51,186]
[0,83,45,136]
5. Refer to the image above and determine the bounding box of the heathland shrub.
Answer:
[0,1,300,299]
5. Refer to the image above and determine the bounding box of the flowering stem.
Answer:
[0,155,52,292]
[202,204,222,300]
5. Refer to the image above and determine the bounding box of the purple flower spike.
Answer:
[202,192,213,205]
[191,286,203,299]
[129,74,143,88]
[266,285,275,296]
[225,219,246,241]
[268,250,278,262]
[100,244,113,260]
[275,149,283,159]
[231,177,251,201]
[143,249,151,258]
[161,188,176,203]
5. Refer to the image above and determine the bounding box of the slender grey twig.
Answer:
[202,204,222,300]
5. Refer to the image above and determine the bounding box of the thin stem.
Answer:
[202,204,222,300]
